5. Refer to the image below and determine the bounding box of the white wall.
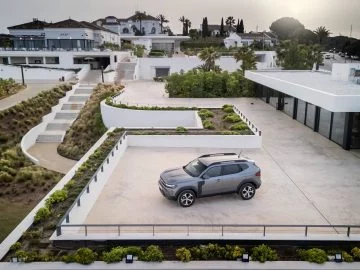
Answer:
[75,65,90,81]
[100,101,203,129]
[44,28,94,40]
[138,53,277,79]
[128,134,261,149]
[332,63,360,81]
[0,64,74,82]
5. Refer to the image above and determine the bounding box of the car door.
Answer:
[219,164,243,193]
[199,166,223,196]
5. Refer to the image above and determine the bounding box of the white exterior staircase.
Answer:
[36,84,95,143]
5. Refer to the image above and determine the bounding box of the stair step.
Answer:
[46,122,71,131]
[74,88,93,94]
[36,131,65,143]
[68,95,89,102]
[55,111,79,120]
[61,103,84,110]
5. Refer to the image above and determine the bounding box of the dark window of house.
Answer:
[319,108,332,138]
[306,103,316,129]
[296,99,306,124]
[331,112,346,145]
[351,113,360,149]
[221,164,241,175]
[283,95,294,117]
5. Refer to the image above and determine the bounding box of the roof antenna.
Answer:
[238,149,243,158]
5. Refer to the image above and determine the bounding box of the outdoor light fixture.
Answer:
[10,257,18,263]
[242,253,250,262]
[125,254,133,263]
[334,253,343,263]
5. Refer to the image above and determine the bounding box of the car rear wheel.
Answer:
[177,190,196,207]
[239,183,256,200]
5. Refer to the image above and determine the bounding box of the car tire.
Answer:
[177,190,196,207]
[238,183,256,200]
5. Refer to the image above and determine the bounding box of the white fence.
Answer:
[20,83,79,163]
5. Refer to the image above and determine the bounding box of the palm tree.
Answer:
[313,26,331,44]
[198,47,221,71]
[185,19,191,35]
[233,47,257,73]
[157,14,169,34]
[225,16,235,34]
[134,11,146,35]
[179,16,186,36]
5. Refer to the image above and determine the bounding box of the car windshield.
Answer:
[183,159,207,177]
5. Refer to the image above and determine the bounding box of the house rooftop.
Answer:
[8,19,51,30]
[245,68,360,112]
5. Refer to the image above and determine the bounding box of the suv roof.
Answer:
[198,153,250,167]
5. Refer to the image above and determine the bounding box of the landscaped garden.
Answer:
[57,84,124,160]
[0,84,72,242]
[0,78,25,100]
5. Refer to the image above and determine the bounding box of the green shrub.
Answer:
[34,207,51,224]
[45,189,68,208]
[73,248,97,265]
[223,113,241,123]
[176,247,192,262]
[103,247,126,263]
[22,229,41,240]
[203,120,215,130]
[190,244,227,260]
[141,245,164,262]
[126,246,143,257]
[15,250,38,263]
[230,123,248,131]
[198,109,214,119]
[9,242,21,251]
[221,131,240,135]
[0,171,13,183]
[224,245,246,260]
[251,244,278,263]
[352,247,360,259]
[343,251,354,262]
[176,126,188,133]
[222,105,234,113]
[297,248,327,264]
[61,254,75,263]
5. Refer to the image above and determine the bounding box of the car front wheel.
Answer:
[239,183,256,200]
[177,190,196,207]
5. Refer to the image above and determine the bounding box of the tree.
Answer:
[270,17,305,40]
[202,17,209,38]
[289,28,317,45]
[179,16,186,36]
[233,47,257,73]
[184,19,191,36]
[157,14,169,34]
[225,16,235,32]
[239,19,244,34]
[198,47,221,72]
[313,26,331,44]
[220,18,225,37]
[134,11,146,35]
[189,29,200,40]
[276,40,323,70]
[236,19,240,33]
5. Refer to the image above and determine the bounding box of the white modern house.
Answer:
[7,18,120,51]
[200,24,236,37]
[224,32,278,48]
[94,13,163,36]
[245,63,360,150]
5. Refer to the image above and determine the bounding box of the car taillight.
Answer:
[255,171,261,177]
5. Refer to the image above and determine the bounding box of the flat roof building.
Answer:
[245,63,360,150]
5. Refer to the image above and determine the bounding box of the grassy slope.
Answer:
[0,84,71,243]
[57,84,123,160]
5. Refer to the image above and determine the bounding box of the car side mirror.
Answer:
[202,174,210,179]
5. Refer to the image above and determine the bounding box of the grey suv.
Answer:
[158,153,261,207]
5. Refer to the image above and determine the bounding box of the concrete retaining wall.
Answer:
[100,101,203,129]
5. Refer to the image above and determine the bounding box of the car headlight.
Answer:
[165,183,177,189]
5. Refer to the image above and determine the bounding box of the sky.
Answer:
[1,0,359,38]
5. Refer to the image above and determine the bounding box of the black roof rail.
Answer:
[210,160,248,166]
[199,153,237,158]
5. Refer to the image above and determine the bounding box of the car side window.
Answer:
[239,164,249,171]
[221,164,241,175]
[203,166,222,178]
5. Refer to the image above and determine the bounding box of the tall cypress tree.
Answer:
[201,17,205,38]
[239,19,244,33]
[236,19,240,33]
[220,17,224,37]
[203,17,209,38]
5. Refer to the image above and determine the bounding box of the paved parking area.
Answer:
[85,92,360,227]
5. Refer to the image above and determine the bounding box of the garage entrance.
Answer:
[155,67,170,77]
[73,56,110,70]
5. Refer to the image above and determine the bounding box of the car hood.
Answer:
[160,167,193,184]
